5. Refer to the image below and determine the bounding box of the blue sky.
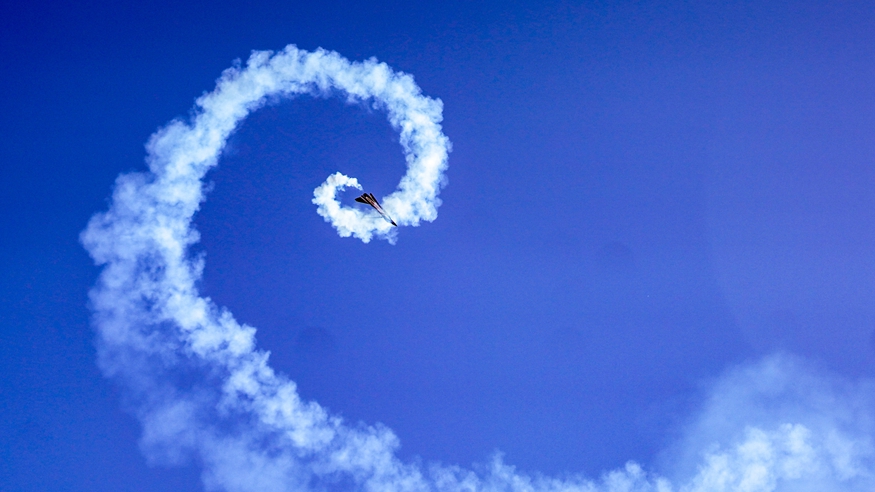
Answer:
[3,1,875,491]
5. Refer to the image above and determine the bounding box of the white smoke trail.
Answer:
[82,45,875,492]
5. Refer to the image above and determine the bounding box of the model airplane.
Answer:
[355,193,397,227]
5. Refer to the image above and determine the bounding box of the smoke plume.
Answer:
[82,45,875,491]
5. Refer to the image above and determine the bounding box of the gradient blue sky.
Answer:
[3,1,875,491]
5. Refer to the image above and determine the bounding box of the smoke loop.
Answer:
[82,46,875,492]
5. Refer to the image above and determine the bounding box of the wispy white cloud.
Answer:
[665,355,875,492]
[82,45,875,491]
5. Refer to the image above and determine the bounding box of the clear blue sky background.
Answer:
[3,1,875,490]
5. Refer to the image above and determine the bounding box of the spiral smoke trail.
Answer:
[82,45,875,491]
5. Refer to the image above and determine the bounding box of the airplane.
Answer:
[355,192,397,227]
